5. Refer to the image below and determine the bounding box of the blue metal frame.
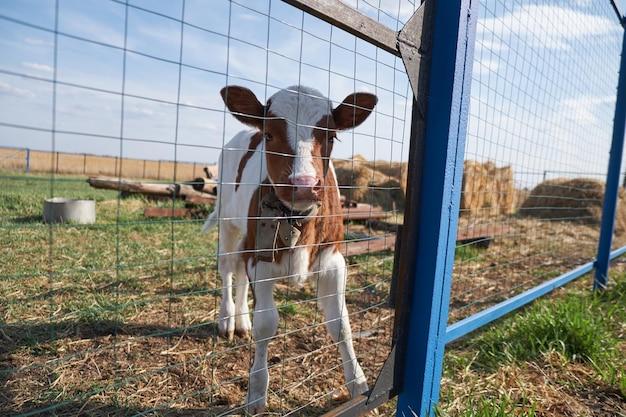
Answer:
[595,28,626,290]
[395,0,478,415]
[447,245,626,343]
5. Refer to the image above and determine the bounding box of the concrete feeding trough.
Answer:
[43,198,96,224]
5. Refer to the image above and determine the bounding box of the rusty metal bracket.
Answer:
[398,0,434,101]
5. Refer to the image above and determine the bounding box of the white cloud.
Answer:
[466,92,617,188]
[0,81,35,98]
[560,95,616,126]
[473,59,499,74]
[23,37,53,47]
[240,13,261,22]
[22,62,54,73]
[479,5,620,50]
[61,12,125,47]
[341,0,417,26]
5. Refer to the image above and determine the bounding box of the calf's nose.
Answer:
[289,175,319,188]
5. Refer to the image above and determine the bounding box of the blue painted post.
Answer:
[595,27,626,290]
[395,0,478,415]
[25,148,30,173]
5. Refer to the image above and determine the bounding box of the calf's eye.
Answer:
[265,133,273,142]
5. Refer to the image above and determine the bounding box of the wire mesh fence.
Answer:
[2,0,625,415]
[0,145,214,179]
[0,0,415,415]
[450,0,625,323]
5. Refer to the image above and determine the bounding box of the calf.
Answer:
[203,85,377,413]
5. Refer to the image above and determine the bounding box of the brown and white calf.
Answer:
[203,85,377,413]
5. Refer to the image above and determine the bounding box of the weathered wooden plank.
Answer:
[281,0,400,56]
[144,207,192,218]
[342,206,391,221]
[611,0,625,25]
[87,176,216,204]
[341,223,503,258]
[342,234,396,257]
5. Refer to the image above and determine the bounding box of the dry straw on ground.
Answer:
[460,160,516,217]
[520,178,626,234]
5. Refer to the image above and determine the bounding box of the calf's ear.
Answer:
[332,92,377,130]
[220,86,265,129]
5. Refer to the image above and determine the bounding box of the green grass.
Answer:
[0,171,217,326]
[278,303,299,317]
[439,396,537,417]
[440,272,626,416]
[468,278,625,373]
[455,244,485,262]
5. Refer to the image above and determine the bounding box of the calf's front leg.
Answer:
[317,250,368,397]
[246,262,278,414]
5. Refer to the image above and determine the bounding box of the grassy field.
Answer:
[0,171,396,415]
[1,171,624,416]
[440,270,626,417]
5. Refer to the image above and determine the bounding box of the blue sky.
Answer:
[0,0,623,187]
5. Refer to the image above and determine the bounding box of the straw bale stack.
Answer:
[520,177,626,233]
[333,155,406,210]
[460,160,516,216]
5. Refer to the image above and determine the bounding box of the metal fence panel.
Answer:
[450,0,625,326]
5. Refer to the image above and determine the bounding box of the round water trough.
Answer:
[43,198,96,224]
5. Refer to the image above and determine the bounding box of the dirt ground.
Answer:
[1,173,625,416]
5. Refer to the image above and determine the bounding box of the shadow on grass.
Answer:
[0,400,230,417]
[0,319,342,416]
[1,399,332,417]
[0,319,221,416]
[6,215,42,224]
[0,319,219,356]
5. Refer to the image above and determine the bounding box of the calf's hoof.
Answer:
[235,328,251,340]
[348,378,369,398]
[218,318,235,341]
[245,395,266,415]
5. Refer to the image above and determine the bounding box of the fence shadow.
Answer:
[0,319,220,416]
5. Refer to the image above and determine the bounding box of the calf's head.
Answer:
[221,85,377,211]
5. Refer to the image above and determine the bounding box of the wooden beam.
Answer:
[87,176,216,204]
[342,234,396,257]
[343,204,391,221]
[281,0,400,56]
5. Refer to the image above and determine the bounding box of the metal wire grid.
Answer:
[0,0,414,415]
[450,0,624,322]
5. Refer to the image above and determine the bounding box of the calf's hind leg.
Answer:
[217,223,239,340]
[233,255,251,338]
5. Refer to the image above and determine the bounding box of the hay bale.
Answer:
[334,158,391,201]
[520,178,626,233]
[357,158,408,194]
[461,160,516,216]
[333,156,405,210]
[495,165,516,215]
